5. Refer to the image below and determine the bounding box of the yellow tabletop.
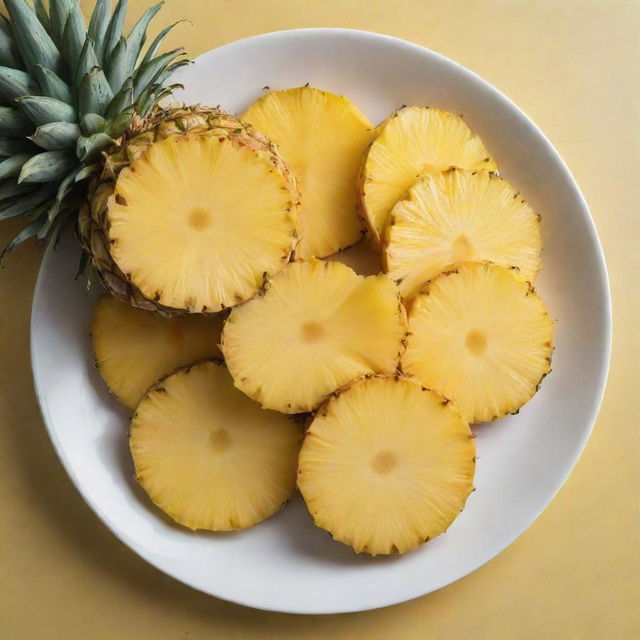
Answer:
[1,1,638,637]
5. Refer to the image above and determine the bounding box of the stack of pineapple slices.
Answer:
[91,87,553,556]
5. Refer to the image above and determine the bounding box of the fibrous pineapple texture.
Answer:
[298,375,476,555]
[130,361,302,531]
[358,107,496,247]
[92,294,223,410]
[402,262,553,423]
[384,169,541,298]
[243,87,373,258]
[81,106,299,314]
[222,260,407,413]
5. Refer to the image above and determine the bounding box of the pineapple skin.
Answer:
[78,105,300,316]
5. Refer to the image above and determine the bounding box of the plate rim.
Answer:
[30,27,612,614]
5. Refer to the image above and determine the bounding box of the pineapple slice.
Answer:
[130,361,302,531]
[384,169,541,299]
[108,131,298,313]
[222,260,406,413]
[402,262,553,423]
[243,87,373,258]
[92,295,223,410]
[298,375,475,555]
[358,106,497,247]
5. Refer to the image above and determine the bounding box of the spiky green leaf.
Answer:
[74,38,100,88]
[125,2,163,75]
[76,132,116,163]
[0,179,36,201]
[103,0,128,61]
[4,0,64,77]
[105,77,133,120]
[45,166,81,225]
[33,0,51,31]
[17,96,78,126]
[133,48,185,99]
[0,66,40,102]
[19,150,76,184]
[33,65,73,103]
[79,67,114,117]
[87,0,111,65]
[105,37,128,93]
[0,27,23,69]
[49,0,74,48]
[140,20,186,67]
[0,106,32,136]
[0,184,55,219]
[75,163,99,183]
[62,6,87,73]
[30,121,82,150]
[104,106,133,137]
[0,211,48,264]
[80,113,107,135]
[0,154,32,179]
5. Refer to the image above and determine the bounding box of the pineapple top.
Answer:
[0,0,188,262]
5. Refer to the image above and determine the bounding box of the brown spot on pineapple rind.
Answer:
[114,193,128,206]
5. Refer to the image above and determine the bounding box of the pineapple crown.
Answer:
[0,0,189,263]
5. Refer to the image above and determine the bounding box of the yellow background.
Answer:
[1,1,638,638]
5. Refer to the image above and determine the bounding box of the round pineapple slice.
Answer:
[130,361,302,531]
[92,295,223,410]
[243,87,373,259]
[402,262,554,423]
[108,131,298,313]
[298,375,476,555]
[384,169,542,298]
[222,260,407,413]
[358,106,497,247]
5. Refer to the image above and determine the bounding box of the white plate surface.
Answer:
[31,28,611,614]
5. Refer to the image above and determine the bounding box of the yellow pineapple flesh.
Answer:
[359,106,497,247]
[130,361,302,531]
[384,169,541,298]
[108,132,298,313]
[222,260,407,413]
[92,295,223,410]
[298,375,475,555]
[243,87,373,258]
[402,262,554,423]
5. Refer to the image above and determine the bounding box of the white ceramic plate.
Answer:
[31,29,611,614]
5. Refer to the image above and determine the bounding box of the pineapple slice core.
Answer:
[222,260,407,413]
[402,262,554,423]
[108,133,297,313]
[130,361,302,531]
[92,294,223,409]
[298,376,476,555]
[243,87,373,258]
[359,106,497,246]
[384,169,541,298]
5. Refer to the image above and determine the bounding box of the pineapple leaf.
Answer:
[0,136,37,155]
[62,6,87,74]
[141,21,187,68]
[103,0,128,62]
[133,48,184,99]
[0,106,32,136]
[105,37,128,93]
[0,154,33,180]
[0,184,56,219]
[79,67,114,117]
[74,38,100,88]
[0,14,12,37]
[18,150,76,184]
[124,2,164,76]
[0,26,23,69]
[87,0,111,65]
[45,166,81,224]
[17,95,78,126]
[76,132,116,163]
[49,0,74,48]
[4,0,65,77]
[0,66,40,102]
[0,179,36,201]
[104,78,133,120]
[33,65,73,103]
[75,163,99,182]
[80,113,107,135]
[104,106,133,137]
[30,121,82,150]
[33,0,51,31]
